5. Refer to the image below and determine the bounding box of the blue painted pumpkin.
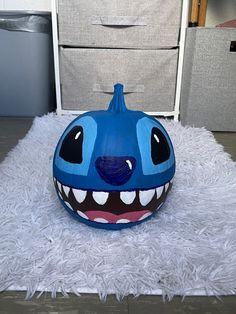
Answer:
[53,84,175,230]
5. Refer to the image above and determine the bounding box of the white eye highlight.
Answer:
[154,134,159,143]
[126,160,132,170]
[75,131,81,140]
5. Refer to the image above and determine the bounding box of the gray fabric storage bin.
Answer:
[181,28,236,131]
[60,48,178,112]
[58,0,181,48]
[0,11,55,117]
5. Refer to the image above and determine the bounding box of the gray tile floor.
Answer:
[0,117,236,314]
[0,117,33,162]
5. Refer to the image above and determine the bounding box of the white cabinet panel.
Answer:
[0,0,4,9]
[1,0,51,11]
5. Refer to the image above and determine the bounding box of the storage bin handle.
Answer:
[91,15,147,27]
[93,84,145,94]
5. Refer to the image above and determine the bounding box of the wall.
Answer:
[0,0,51,11]
[206,0,236,26]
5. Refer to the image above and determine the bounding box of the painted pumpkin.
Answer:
[53,84,175,230]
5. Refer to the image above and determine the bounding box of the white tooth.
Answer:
[57,182,62,193]
[156,186,164,199]
[72,188,87,203]
[170,179,173,184]
[165,182,169,192]
[77,210,88,220]
[63,185,70,197]
[58,191,63,199]
[94,218,108,223]
[116,219,130,224]
[120,191,136,205]
[139,189,155,206]
[65,201,73,211]
[138,212,152,221]
[92,191,109,205]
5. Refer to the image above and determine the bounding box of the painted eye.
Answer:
[151,127,170,165]
[59,126,83,163]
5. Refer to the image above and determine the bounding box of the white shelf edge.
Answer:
[173,0,190,122]
[57,109,178,117]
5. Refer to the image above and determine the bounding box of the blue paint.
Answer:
[53,83,176,229]
[95,156,136,186]
[53,88,175,191]
[54,116,97,176]
[108,83,127,113]
[136,117,175,175]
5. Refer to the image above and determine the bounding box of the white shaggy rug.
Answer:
[0,114,236,300]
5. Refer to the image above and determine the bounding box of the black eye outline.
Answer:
[59,126,83,164]
[151,127,170,165]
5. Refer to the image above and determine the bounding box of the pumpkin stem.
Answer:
[108,83,128,113]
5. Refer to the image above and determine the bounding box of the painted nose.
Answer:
[95,156,136,186]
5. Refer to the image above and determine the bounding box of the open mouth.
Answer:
[54,178,172,225]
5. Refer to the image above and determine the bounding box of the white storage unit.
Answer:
[52,0,189,119]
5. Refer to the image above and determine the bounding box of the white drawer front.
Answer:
[58,0,182,48]
[60,48,178,112]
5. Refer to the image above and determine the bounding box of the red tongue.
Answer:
[85,209,151,223]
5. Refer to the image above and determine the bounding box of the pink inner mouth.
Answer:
[84,209,152,223]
